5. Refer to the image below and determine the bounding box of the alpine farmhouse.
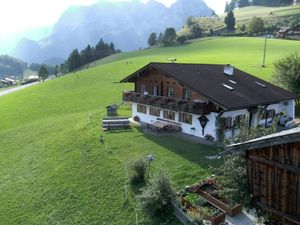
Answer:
[121,63,296,140]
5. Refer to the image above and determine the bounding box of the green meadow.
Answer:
[0,37,300,224]
[220,5,300,22]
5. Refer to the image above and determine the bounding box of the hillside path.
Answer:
[0,82,39,97]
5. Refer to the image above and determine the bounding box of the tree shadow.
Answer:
[136,127,222,170]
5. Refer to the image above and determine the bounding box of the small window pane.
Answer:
[137,104,147,114]
[163,110,175,120]
[150,107,160,117]
[179,112,192,124]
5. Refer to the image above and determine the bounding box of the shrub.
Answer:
[176,35,187,45]
[129,158,147,184]
[139,169,175,216]
[211,155,252,208]
[273,53,300,95]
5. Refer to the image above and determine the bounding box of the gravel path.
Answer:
[0,82,39,97]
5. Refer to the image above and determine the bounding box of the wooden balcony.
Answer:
[123,91,213,115]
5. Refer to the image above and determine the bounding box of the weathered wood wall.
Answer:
[135,68,206,100]
[246,141,300,225]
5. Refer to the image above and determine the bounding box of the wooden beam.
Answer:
[257,202,300,225]
[248,155,300,175]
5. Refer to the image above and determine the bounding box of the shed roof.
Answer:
[121,62,296,110]
[227,127,300,152]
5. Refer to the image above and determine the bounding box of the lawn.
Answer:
[220,5,300,22]
[0,37,299,224]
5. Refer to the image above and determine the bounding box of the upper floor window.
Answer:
[153,85,158,96]
[140,84,146,93]
[167,87,174,97]
[183,88,191,100]
[137,104,147,114]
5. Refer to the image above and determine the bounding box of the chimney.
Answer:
[224,64,234,76]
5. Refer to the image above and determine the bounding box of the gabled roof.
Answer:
[121,62,297,110]
[227,127,300,152]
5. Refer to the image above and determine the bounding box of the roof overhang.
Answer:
[226,127,300,153]
[120,63,229,110]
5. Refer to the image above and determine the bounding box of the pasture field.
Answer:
[220,5,300,22]
[0,37,299,224]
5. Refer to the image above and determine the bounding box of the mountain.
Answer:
[0,55,27,78]
[12,0,213,64]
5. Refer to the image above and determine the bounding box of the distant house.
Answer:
[228,127,300,225]
[121,63,296,140]
[0,77,16,86]
[277,25,300,40]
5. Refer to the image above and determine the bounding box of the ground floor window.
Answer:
[224,117,232,129]
[233,114,246,126]
[179,112,192,124]
[150,107,160,117]
[163,110,175,121]
[137,104,147,114]
[263,109,275,120]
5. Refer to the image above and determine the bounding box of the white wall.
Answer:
[132,100,296,140]
[132,103,218,139]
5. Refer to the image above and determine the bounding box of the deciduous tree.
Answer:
[273,53,300,94]
[248,17,265,35]
[162,28,176,46]
[38,65,49,82]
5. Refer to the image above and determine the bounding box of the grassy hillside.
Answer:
[0,37,300,225]
[228,5,300,22]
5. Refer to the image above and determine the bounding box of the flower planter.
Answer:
[181,196,226,225]
[197,183,242,217]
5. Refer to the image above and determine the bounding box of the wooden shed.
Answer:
[227,127,300,225]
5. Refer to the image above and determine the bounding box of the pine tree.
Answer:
[54,65,59,78]
[67,49,81,72]
[239,0,250,7]
[158,33,163,45]
[224,10,236,31]
[109,43,115,53]
[225,1,230,12]
[148,33,158,47]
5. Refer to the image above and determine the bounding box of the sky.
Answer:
[0,0,227,53]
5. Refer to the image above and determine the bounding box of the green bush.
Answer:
[129,158,147,184]
[139,169,175,216]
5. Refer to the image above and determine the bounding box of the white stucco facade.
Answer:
[131,99,296,141]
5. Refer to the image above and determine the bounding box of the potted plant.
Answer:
[197,181,242,217]
[181,192,226,225]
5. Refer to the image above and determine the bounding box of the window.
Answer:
[179,112,192,124]
[167,87,174,97]
[262,109,275,120]
[183,88,191,100]
[163,110,175,121]
[224,117,232,129]
[150,107,160,117]
[137,104,147,114]
[152,85,158,96]
[233,115,246,126]
[140,84,146,93]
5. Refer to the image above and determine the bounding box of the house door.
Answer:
[160,82,164,96]
[153,85,158,96]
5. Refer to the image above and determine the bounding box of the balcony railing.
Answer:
[123,91,213,115]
